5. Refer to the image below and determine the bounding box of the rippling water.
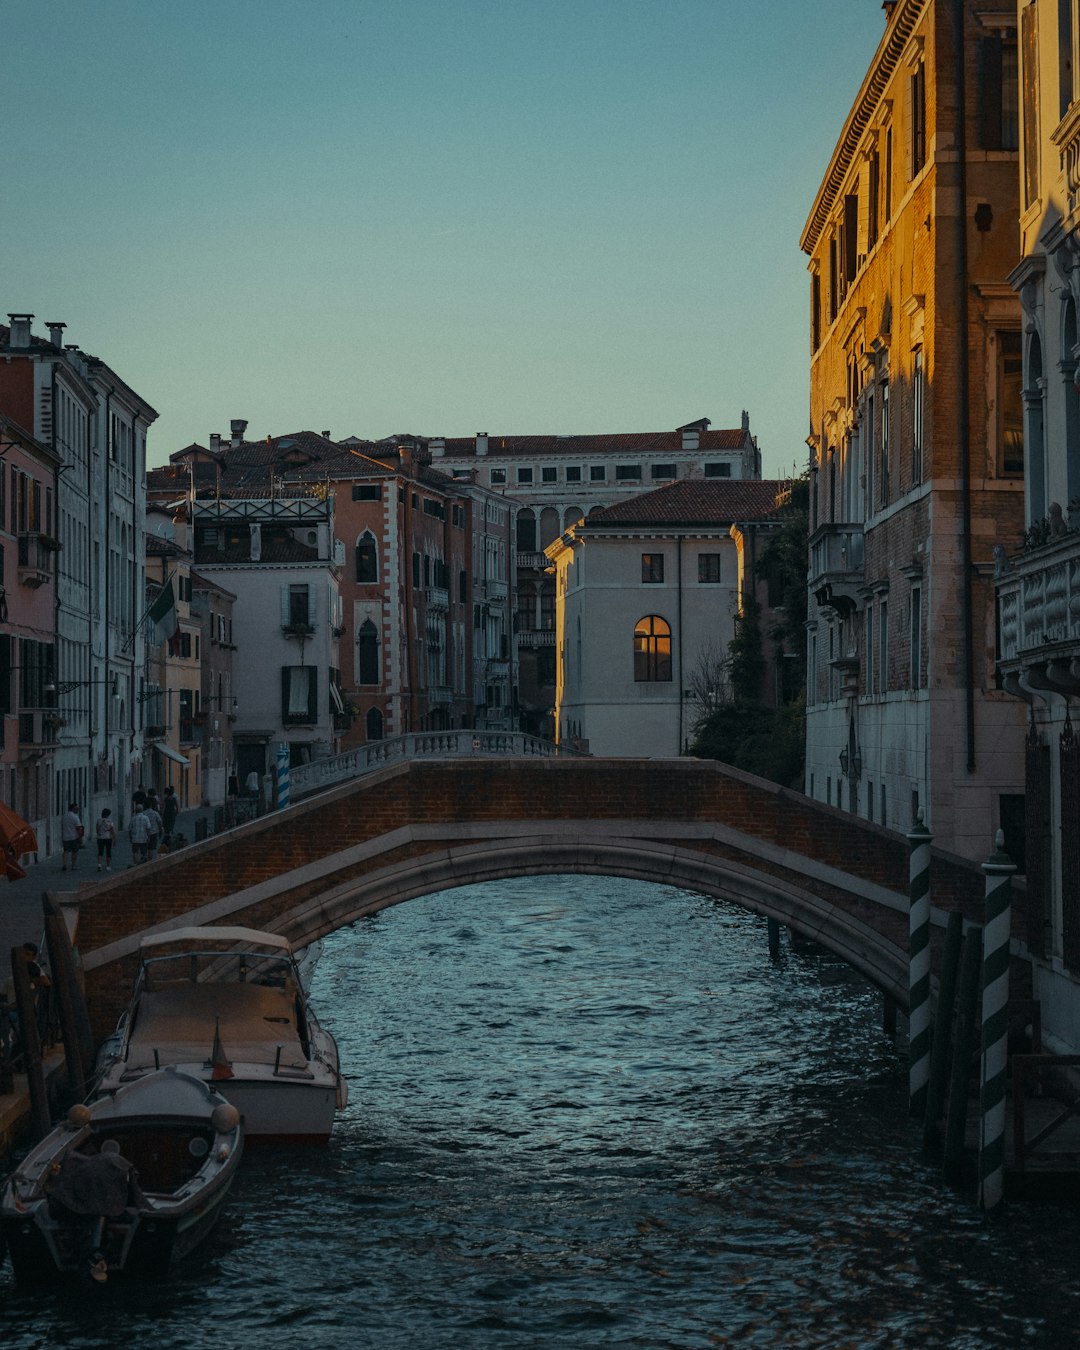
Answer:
[4,877,1080,1347]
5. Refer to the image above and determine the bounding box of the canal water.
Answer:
[3,876,1080,1347]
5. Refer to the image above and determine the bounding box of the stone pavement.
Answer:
[0,805,214,965]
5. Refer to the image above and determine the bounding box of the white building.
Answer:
[546,480,787,757]
[188,494,344,789]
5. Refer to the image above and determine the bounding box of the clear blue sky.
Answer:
[6,0,885,476]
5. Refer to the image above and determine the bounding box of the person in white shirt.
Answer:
[61,804,83,872]
[129,808,151,865]
[95,809,117,872]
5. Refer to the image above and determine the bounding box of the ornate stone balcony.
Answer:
[996,532,1080,696]
[809,522,865,617]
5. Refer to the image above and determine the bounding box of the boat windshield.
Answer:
[142,948,297,992]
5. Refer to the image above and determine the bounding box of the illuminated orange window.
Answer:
[634,616,672,682]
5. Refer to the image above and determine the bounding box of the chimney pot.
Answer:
[321,430,331,439]
[741,409,750,432]
[209,433,222,452]
[230,419,248,448]
[46,321,66,349]
[6,313,34,348]
[430,437,445,457]
[475,432,489,457]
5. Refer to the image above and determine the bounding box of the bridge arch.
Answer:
[74,757,989,1036]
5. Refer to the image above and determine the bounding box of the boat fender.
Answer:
[66,1104,92,1129]
[211,1103,241,1134]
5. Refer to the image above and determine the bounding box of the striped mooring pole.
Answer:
[978,830,1016,1214]
[907,810,933,1119]
[276,742,291,811]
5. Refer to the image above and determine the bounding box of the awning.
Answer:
[150,742,190,767]
[329,681,345,715]
[0,801,37,880]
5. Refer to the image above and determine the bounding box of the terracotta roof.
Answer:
[584,479,788,527]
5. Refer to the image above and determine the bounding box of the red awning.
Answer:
[0,802,38,881]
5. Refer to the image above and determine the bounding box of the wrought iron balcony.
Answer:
[17,532,60,588]
[809,522,865,616]
[996,531,1080,695]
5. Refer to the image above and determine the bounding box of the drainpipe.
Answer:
[102,389,112,758]
[954,0,976,772]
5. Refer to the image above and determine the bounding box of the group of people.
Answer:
[58,786,181,872]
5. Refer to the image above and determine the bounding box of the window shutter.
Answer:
[844,194,858,283]
[280,585,291,627]
[307,667,319,722]
[306,583,316,627]
[903,72,913,179]
[281,667,290,722]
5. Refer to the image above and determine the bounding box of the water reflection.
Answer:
[3,877,1079,1347]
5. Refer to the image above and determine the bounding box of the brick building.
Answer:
[802,0,1026,858]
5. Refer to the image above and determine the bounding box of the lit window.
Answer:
[634,616,672,682]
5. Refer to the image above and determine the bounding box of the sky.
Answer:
[6,0,887,478]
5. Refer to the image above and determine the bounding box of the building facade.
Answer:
[802,0,1027,857]
[430,417,763,736]
[0,315,156,851]
[996,0,1080,1051]
[547,480,787,757]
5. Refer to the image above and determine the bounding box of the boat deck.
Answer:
[126,983,308,1071]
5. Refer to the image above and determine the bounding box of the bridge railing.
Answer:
[289,730,585,799]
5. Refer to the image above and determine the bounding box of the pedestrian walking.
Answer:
[162,785,179,844]
[61,803,84,872]
[129,807,151,865]
[131,784,147,814]
[95,808,117,872]
[144,803,164,857]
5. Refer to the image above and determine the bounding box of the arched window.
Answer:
[539,506,561,548]
[366,707,384,741]
[516,507,537,552]
[357,619,379,685]
[634,616,672,682]
[564,506,584,530]
[355,533,378,584]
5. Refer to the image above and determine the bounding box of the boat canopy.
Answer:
[139,926,293,955]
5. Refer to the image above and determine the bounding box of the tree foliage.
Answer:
[688,477,809,786]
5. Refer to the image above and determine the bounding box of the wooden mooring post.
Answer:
[907,813,933,1117]
[978,834,1016,1214]
[10,946,50,1141]
[943,924,983,1187]
[43,895,94,1101]
[922,909,964,1152]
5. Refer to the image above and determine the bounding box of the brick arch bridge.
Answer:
[74,758,994,1038]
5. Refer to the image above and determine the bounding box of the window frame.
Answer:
[633,615,672,683]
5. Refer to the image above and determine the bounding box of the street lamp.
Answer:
[45,677,118,697]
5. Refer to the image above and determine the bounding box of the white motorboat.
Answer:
[1,1067,242,1285]
[94,926,347,1143]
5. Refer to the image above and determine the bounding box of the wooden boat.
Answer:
[1,1067,242,1285]
[94,926,347,1143]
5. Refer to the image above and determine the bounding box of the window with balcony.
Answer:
[516,509,537,552]
[281,583,315,633]
[634,616,672,682]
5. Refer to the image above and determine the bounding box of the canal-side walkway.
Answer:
[0,804,215,961]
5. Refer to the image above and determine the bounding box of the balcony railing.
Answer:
[997,533,1080,685]
[485,578,509,600]
[517,629,556,648]
[17,532,60,587]
[516,551,549,570]
[425,586,449,611]
[809,522,865,615]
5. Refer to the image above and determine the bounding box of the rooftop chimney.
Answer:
[430,437,445,457]
[741,409,750,432]
[475,432,489,457]
[7,313,34,348]
[46,321,66,348]
[209,433,222,453]
[682,428,699,450]
[321,430,331,440]
[398,443,414,474]
[230,419,248,448]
